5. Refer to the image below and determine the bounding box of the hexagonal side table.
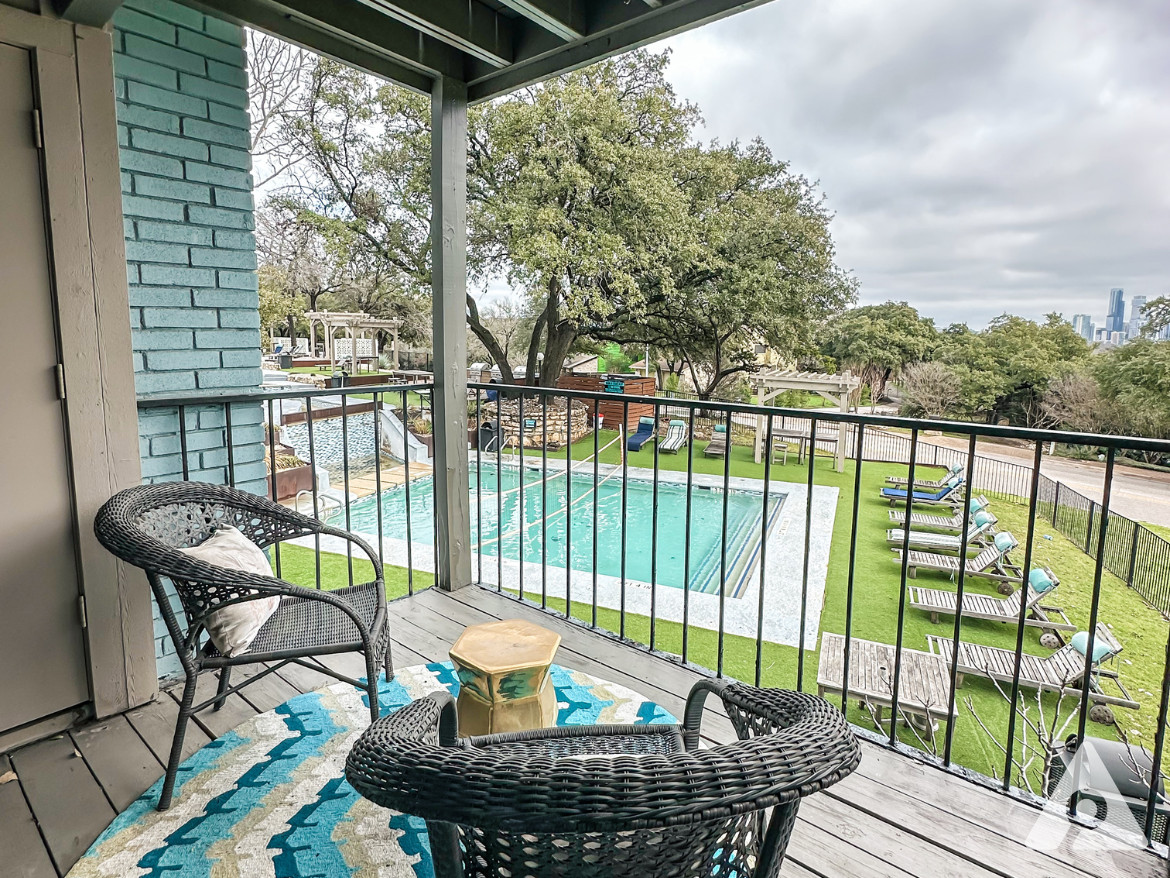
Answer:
[448,619,562,736]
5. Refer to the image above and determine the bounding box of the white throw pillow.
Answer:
[179,525,280,657]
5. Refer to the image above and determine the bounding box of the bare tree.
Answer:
[896,361,961,419]
[247,31,311,188]
[1038,370,1104,433]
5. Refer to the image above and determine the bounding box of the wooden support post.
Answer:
[431,76,472,591]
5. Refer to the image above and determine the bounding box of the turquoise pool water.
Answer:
[335,464,784,595]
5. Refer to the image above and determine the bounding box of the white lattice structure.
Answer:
[750,370,861,472]
[306,310,402,371]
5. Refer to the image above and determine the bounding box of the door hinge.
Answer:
[55,363,66,400]
[78,595,88,629]
[32,109,43,149]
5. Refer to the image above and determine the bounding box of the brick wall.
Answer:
[113,0,265,676]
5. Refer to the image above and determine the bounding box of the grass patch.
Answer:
[274,542,434,600]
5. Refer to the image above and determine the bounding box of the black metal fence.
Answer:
[139,382,1170,848]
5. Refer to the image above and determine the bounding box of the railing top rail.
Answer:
[469,382,1170,455]
[136,383,435,409]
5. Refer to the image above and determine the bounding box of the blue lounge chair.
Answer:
[881,473,964,507]
[626,416,655,451]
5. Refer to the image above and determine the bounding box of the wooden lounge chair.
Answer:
[887,496,990,531]
[704,423,729,457]
[926,623,1138,722]
[886,510,998,553]
[881,476,965,507]
[886,462,964,489]
[658,418,688,453]
[894,532,1023,587]
[626,416,655,451]
[909,567,1074,641]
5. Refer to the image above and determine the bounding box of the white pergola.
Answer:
[751,369,861,472]
[306,310,402,372]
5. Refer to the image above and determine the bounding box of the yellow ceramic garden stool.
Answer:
[448,619,562,736]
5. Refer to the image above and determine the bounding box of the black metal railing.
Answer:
[466,381,1170,849]
[137,379,1170,849]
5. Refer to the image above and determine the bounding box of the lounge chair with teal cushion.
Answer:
[927,622,1138,721]
[626,416,656,451]
[886,462,964,489]
[885,509,998,552]
[704,423,729,457]
[909,566,1074,637]
[881,473,965,507]
[894,531,1023,586]
[658,419,688,453]
[888,496,990,530]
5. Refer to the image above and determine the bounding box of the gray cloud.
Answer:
[662,0,1170,327]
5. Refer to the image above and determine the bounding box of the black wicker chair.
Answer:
[346,678,860,878]
[95,481,392,810]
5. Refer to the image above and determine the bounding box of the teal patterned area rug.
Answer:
[69,662,676,878]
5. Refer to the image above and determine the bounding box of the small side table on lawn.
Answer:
[817,632,958,743]
[449,618,562,736]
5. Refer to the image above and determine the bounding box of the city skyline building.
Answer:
[1128,294,1148,338]
[1071,313,1094,341]
[1107,287,1126,333]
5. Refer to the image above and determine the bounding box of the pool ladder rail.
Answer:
[294,489,346,519]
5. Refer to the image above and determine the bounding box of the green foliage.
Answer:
[820,301,938,402]
[936,314,1091,425]
[598,342,633,374]
[1140,296,1170,337]
[1093,339,1170,454]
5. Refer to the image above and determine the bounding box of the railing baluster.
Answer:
[474,388,482,583]
[620,399,630,639]
[496,387,504,592]
[1002,440,1046,788]
[304,394,320,589]
[592,397,600,627]
[889,427,920,745]
[224,403,235,487]
[178,404,190,480]
[718,408,732,677]
[944,433,979,767]
[565,397,573,621]
[518,391,526,602]
[541,392,548,609]
[755,412,774,686]
[265,399,280,577]
[341,393,354,588]
[1069,448,1116,816]
[400,388,414,595]
[841,423,865,713]
[373,391,385,573]
[797,415,817,692]
[682,407,695,664]
[1144,621,1170,842]
[650,401,661,651]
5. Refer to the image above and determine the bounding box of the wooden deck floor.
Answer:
[2,585,1162,878]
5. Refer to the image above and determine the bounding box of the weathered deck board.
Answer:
[0,754,58,878]
[70,715,162,812]
[0,584,1162,878]
[9,735,116,874]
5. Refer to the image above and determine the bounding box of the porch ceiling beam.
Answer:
[358,0,513,68]
[53,0,123,27]
[468,0,773,103]
[495,0,585,41]
[188,0,458,90]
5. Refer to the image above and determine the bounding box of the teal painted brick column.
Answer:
[114,0,266,677]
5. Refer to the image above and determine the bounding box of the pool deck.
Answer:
[280,460,433,513]
[2,584,1160,877]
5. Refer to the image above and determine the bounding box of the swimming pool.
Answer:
[335,463,784,596]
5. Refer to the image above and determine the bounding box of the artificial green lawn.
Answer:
[278,429,1168,787]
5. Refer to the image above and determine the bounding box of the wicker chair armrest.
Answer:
[345,689,860,833]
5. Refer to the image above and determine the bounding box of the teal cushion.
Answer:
[946,474,963,488]
[639,416,655,427]
[993,532,1016,553]
[1070,630,1116,663]
[670,419,685,427]
[949,462,963,473]
[973,510,993,528]
[1028,568,1056,593]
[969,497,988,513]
[714,424,727,434]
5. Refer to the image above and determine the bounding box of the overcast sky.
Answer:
[660,0,1170,328]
